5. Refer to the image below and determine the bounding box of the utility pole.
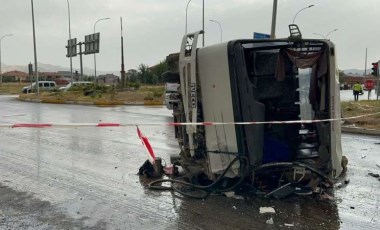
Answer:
[79,42,83,81]
[66,0,73,85]
[271,0,278,38]
[364,48,367,76]
[31,0,39,95]
[202,0,205,46]
[377,60,380,100]
[120,17,126,88]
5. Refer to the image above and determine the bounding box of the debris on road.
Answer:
[224,191,235,198]
[224,191,245,200]
[368,172,380,178]
[334,182,343,188]
[361,155,366,159]
[260,207,276,214]
[266,218,274,225]
[318,193,334,201]
[284,223,295,227]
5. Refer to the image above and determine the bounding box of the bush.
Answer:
[90,91,102,99]
[144,93,154,100]
[127,82,140,89]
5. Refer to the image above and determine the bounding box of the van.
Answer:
[59,81,94,92]
[22,81,57,93]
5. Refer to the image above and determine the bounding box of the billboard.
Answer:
[66,38,77,57]
[84,33,100,54]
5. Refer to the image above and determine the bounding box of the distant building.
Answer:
[2,70,28,82]
[341,75,378,89]
[39,72,63,81]
[97,73,119,84]
[55,77,71,86]
[57,71,72,78]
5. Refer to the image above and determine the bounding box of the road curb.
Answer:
[341,126,380,136]
[17,97,162,107]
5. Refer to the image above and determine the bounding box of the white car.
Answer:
[59,81,94,92]
[165,83,180,110]
[22,81,57,93]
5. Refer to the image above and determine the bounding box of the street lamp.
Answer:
[66,0,73,84]
[185,0,192,35]
[312,32,325,39]
[209,20,222,43]
[326,28,338,39]
[31,0,39,95]
[292,5,314,24]
[313,29,338,39]
[0,34,13,86]
[93,17,110,80]
[271,0,278,38]
[185,0,205,47]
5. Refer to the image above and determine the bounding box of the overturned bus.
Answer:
[164,29,344,198]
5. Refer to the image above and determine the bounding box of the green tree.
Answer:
[150,60,169,83]
[127,69,139,83]
[137,63,156,84]
[338,70,346,83]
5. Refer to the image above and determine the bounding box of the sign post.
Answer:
[365,79,374,100]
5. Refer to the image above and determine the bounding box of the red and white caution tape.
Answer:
[0,112,379,128]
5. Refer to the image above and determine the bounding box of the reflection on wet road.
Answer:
[0,95,379,229]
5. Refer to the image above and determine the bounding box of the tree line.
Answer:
[128,61,168,84]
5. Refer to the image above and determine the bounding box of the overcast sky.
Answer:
[0,0,379,74]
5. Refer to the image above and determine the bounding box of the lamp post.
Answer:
[312,33,325,39]
[31,0,39,95]
[93,17,110,80]
[185,0,205,47]
[202,0,204,47]
[66,0,73,84]
[209,20,222,43]
[326,28,338,39]
[313,29,338,39]
[0,34,13,86]
[185,0,192,35]
[292,5,314,24]
[270,0,278,38]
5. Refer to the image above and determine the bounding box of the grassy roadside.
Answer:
[0,82,29,94]
[17,84,165,106]
[341,100,380,130]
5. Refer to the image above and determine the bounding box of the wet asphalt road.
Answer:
[0,95,379,230]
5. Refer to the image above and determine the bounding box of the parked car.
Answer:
[21,81,57,93]
[59,81,94,92]
[164,83,180,110]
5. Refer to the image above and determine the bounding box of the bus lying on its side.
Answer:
[165,29,344,197]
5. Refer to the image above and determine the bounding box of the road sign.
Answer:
[364,79,375,90]
[254,32,270,39]
[66,38,77,57]
[84,33,100,54]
